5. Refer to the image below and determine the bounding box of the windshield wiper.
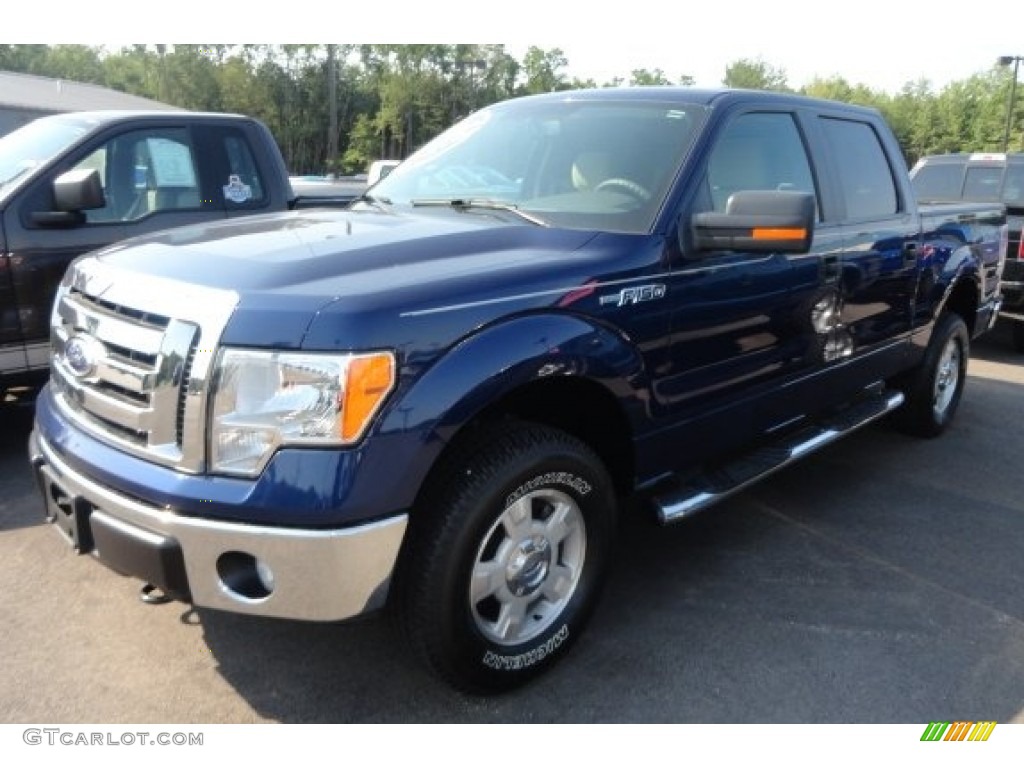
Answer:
[410,198,547,227]
[351,193,393,212]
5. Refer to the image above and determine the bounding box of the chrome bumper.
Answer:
[29,430,407,622]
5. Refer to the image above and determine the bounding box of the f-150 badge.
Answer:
[599,284,666,307]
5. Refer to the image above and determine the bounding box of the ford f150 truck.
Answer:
[910,152,1024,350]
[28,89,1007,692]
[0,110,353,396]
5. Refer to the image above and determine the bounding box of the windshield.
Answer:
[0,115,93,204]
[371,97,706,233]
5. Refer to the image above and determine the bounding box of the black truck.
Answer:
[910,152,1024,349]
[0,110,353,395]
[29,89,1007,692]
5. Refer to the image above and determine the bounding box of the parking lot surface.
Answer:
[2,326,1023,723]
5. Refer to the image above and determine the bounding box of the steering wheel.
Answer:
[594,177,651,201]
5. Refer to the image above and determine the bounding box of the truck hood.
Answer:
[89,208,608,350]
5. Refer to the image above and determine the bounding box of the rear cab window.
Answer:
[221,132,266,208]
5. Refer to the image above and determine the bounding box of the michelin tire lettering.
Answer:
[505,473,592,508]
[482,625,570,670]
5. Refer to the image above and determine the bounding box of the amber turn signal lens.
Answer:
[341,353,396,442]
[752,227,807,240]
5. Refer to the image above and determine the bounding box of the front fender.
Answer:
[371,312,648,506]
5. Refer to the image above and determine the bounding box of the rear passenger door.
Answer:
[815,115,919,351]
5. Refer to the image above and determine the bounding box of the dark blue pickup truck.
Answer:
[29,88,1006,692]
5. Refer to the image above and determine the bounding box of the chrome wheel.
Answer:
[395,420,616,692]
[932,336,961,419]
[470,489,586,646]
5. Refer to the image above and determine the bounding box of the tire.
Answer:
[392,420,617,693]
[892,312,969,438]
[1012,321,1024,354]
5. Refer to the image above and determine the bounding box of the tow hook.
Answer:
[140,583,172,605]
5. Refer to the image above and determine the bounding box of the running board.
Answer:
[651,390,905,525]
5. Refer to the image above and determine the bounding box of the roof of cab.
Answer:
[501,86,884,116]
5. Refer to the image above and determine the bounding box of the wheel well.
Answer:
[430,377,635,497]
[943,278,978,335]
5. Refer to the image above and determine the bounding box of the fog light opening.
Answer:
[216,551,274,601]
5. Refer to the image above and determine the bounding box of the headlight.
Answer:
[209,349,395,476]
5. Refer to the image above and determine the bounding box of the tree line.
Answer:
[1,45,1021,174]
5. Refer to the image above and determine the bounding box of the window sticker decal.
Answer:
[146,138,197,187]
[223,174,252,203]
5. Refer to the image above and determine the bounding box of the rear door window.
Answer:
[819,118,898,221]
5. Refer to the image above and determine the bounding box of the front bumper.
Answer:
[29,429,407,622]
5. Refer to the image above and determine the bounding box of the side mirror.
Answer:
[690,190,815,254]
[31,168,105,228]
[54,168,105,212]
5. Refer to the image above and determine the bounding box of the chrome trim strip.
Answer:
[24,341,50,370]
[32,430,408,621]
[0,346,27,373]
[59,293,166,355]
[52,363,149,428]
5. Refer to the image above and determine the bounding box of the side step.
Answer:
[650,389,905,524]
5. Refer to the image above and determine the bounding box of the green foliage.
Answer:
[723,58,790,91]
[520,46,569,94]
[1,45,1021,172]
[630,68,673,86]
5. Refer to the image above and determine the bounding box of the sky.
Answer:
[10,0,1024,96]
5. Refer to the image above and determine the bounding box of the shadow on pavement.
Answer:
[971,320,1023,364]
[1,389,42,532]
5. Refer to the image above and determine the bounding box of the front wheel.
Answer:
[892,312,969,437]
[393,421,617,693]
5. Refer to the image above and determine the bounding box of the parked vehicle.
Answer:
[29,89,1006,692]
[0,110,354,395]
[910,152,1023,350]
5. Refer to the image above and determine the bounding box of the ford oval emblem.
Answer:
[64,334,103,378]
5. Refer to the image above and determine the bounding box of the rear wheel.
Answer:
[893,312,969,437]
[393,420,616,693]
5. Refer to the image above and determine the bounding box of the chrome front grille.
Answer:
[49,259,238,474]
